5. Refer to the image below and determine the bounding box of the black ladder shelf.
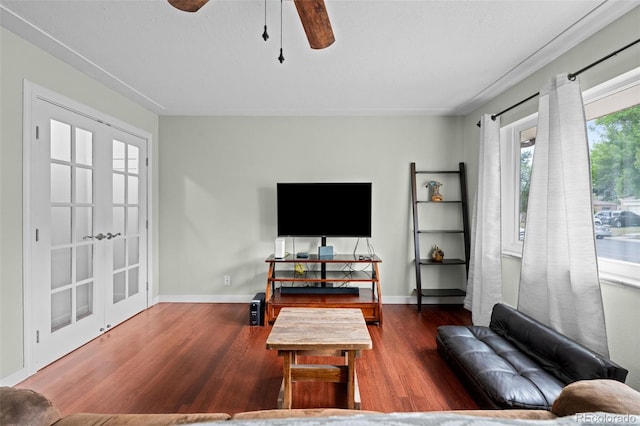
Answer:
[410,162,470,311]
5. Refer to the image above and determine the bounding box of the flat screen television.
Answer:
[277,182,372,238]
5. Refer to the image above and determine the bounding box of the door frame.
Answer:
[22,80,154,376]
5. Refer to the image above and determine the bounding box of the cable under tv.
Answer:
[280,286,360,295]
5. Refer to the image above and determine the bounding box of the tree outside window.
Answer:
[590,105,640,203]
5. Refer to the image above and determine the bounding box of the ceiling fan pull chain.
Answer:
[278,0,284,63]
[262,0,269,41]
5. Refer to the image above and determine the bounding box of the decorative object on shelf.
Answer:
[427,180,444,201]
[431,245,445,262]
[318,245,334,259]
[294,263,306,276]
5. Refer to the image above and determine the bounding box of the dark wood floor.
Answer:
[17,303,478,416]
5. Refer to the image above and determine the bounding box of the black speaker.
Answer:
[249,292,265,326]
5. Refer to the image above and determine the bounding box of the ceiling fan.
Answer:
[167,0,335,49]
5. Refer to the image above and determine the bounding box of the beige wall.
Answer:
[461,8,640,390]
[0,28,159,381]
[158,116,464,298]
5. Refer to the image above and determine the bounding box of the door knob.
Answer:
[84,233,106,241]
[83,232,121,241]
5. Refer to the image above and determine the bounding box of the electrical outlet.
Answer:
[224,275,231,286]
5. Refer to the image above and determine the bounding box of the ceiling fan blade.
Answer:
[293,0,335,49]
[167,0,209,13]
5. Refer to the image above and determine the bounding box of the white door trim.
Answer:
[22,80,154,377]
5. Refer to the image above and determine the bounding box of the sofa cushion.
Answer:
[489,303,628,384]
[437,325,564,409]
[551,379,640,416]
[0,387,62,426]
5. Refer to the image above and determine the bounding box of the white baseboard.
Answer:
[383,295,465,305]
[0,367,28,387]
[158,294,413,304]
[382,296,414,304]
[155,294,463,305]
[156,294,257,303]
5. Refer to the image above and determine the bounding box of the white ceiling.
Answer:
[1,0,637,116]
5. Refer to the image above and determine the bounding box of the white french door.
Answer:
[28,94,148,370]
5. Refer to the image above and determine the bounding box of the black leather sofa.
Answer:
[436,303,628,410]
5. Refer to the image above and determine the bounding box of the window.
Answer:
[501,67,640,286]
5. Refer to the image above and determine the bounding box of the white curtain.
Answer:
[464,114,502,326]
[518,73,609,357]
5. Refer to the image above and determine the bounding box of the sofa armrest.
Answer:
[551,380,640,416]
[55,412,230,425]
[1,387,62,426]
[489,304,628,384]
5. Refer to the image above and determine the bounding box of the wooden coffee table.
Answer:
[266,307,372,409]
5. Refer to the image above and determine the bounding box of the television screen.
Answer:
[277,182,372,238]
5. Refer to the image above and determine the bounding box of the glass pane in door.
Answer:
[113,174,125,204]
[76,168,93,204]
[51,164,71,203]
[75,207,93,242]
[51,207,71,246]
[127,207,138,235]
[113,239,126,270]
[76,282,94,321]
[113,271,126,304]
[75,128,93,166]
[50,120,71,162]
[128,267,139,296]
[76,245,93,282]
[128,237,139,266]
[51,289,72,332]
[113,207,125,236]
[128,176,138,204]
[51,248,72,290]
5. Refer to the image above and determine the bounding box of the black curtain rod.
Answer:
[476,37,640,127]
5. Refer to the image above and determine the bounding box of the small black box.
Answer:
[249,292,265,326]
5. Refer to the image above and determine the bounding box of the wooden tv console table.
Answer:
[265,254,382,325]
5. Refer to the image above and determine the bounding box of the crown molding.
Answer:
[455,1,639,116]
